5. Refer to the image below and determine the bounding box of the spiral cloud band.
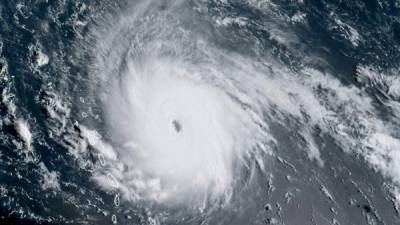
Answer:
[104,57,259,204]
[87,1,274,208]
[86,0,400,216]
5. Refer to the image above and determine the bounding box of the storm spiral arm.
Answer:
[89,0,272,210]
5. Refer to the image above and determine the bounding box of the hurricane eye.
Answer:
[172,119,182,133]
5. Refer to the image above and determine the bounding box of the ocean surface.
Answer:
[1,0,400,224]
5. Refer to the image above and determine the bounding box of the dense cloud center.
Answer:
[102,57,257,204]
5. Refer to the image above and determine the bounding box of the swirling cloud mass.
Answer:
[82,0,400,218]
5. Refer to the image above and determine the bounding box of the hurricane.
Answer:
[1,0,400,224]
[88,1,274,213]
